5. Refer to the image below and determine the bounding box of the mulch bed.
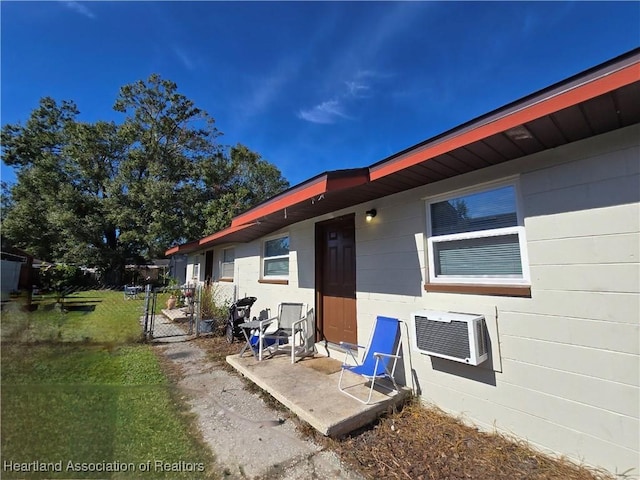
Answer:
[324,401,614,480]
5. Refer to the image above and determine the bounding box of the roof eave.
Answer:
[164,240,200,257]
[165,48,640,256]
[230,168,369,227]
[370,50,640,180]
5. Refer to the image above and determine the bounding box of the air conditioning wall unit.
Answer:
[411,310,488,366]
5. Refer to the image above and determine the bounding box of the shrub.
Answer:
[39,264,81,302]
[200,284,230,322]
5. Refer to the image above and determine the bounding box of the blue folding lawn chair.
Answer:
[338,315,402,404]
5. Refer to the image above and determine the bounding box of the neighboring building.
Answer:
[1,251,27,301]
[0,246,35,301]
[124,259,171,285]
[167,253,188,286]
[166,49,640,473]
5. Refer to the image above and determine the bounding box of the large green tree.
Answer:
[1,75,289,283]
[201,144,291,233]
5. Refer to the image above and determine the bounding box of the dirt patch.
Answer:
[300,356,342,375]
[193,333,241,362]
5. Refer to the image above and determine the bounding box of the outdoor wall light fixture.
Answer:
[365,209,377,222]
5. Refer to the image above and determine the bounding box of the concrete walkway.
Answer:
[155,339,365,480]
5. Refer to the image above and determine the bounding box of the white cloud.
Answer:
[227,58,300,137]
[355,69,387,79]
[61,1,96,19]
[296,4,426,126]
[298,100,350,125]
[360,3,428,63]
[298,70,389,124]
[172,46,195,71]
[344,80,370,98]
[240,61,295,118]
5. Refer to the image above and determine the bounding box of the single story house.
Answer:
[166,49,639,474]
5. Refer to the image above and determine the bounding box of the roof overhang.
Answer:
[166,48,640,256]
[370,51,640,182]
[164,169,370,254]
[196,168,370,249]
[230,168,369,228]
[165,240,200,256]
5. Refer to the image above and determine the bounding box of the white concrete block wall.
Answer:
[351,125,639,474]
[229,223,316,321]
[188,124,638,473]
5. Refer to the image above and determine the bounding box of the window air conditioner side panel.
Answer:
[477,318,488,357]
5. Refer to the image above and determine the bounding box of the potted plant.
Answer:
[199,284,229,334]
[166,294,177,310]
[165,279,182,310]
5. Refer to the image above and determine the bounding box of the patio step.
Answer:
[226,353,411,438]
[161,307,192,322]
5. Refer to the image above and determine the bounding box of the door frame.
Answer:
[314,213,356,344]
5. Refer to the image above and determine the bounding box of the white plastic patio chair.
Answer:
[338,315,402,404]
[257,302,307,363]
[123,285,138,300]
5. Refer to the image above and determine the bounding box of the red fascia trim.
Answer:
[198,222,257,246]
[229,170,369,228]
[370,64,640,181]
[196,171,368,247]
[164,240,199,257]
[230,176,329,227]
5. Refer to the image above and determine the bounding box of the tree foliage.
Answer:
[39,264,81,302]
[1,75,289,283]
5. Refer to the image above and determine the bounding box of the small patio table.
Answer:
[238,320,265,360]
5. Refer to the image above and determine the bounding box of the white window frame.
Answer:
[192,262,200,282]
[261,233,290,280]
[425,177,530,286]
[220,247,235,280]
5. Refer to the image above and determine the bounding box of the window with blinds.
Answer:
[426,181,530,285]
[221,247,235,279]
[262,234,289,280]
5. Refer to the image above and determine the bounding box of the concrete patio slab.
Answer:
[226,352,410,438]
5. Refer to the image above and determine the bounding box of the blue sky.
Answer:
[2,1,638,188]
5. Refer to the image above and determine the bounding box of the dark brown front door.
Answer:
[317,215,357,345]
[204,250,214,283]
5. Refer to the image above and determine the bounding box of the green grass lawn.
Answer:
[1,290,216,479]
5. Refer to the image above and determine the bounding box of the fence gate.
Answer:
[142,286,198,340]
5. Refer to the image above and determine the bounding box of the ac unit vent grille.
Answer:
[414,316,471,359]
